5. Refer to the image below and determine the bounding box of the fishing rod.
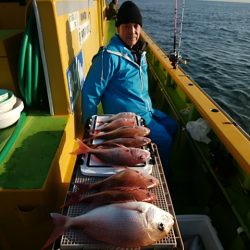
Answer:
[169,0,187,69]
[178,0,185,55]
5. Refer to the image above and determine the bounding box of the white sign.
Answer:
[68,11,80,32]
[78,21,90,46]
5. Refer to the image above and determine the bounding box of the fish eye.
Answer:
[158,222,165,231]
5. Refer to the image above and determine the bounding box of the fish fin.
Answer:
[82,137,91,143]
[86,143,96,148]
[90,144,110,149]
[85,130,101,141]
[75,182,91,192]
[92,145,106,149]
[112,143,128,148]
[96,143,126,148]
[114,202,144,213]
[88,143,107,149]
[61,192,82,208]
[109,186,143,191]
[41,213,68,250]
[133,135,140,139]
[95,122,107,130]
[71,139,91,155]
[90,130,100,136]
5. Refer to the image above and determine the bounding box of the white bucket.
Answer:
[0,98,24,129]
[0,91,16,114]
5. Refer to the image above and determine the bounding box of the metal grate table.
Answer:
[60,144,184,250]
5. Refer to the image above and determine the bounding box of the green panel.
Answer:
[0,115,67,189]
[104,20,116,46]
[0,30,21,39]
[0,126,15,152]
[147,56,199,124]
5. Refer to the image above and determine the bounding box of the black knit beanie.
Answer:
[115,1,142,27]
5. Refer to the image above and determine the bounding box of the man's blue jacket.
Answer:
[82,34,153,125]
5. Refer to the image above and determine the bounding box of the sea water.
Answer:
[119,0,250,135]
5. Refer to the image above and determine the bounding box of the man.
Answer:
[82,1,178,171]
[106,0,118,20]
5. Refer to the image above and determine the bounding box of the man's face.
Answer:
[117,23,141,48]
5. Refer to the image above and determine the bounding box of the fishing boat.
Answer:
[0,0,249,249]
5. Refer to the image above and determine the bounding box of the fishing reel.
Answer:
[169,51,187,69]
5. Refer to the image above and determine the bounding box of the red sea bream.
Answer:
[73,139,151,166]
[73,168,159,192]
[41,201,174,249]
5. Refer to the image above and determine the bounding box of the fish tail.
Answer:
[41,213,68,250]
[71,139,91,155]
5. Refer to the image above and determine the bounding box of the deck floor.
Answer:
[0,115,67,189]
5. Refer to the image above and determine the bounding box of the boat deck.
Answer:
[0,114,67,189]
